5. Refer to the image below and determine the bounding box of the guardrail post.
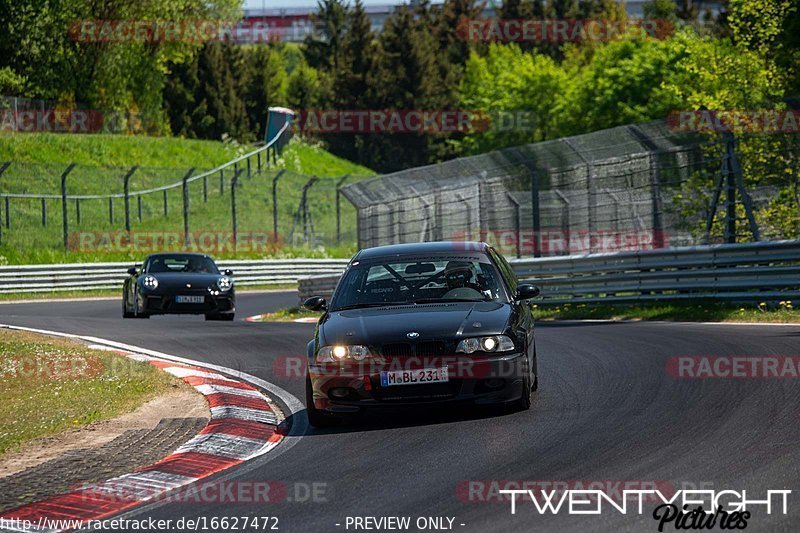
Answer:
[0,162,9,244]
[627,125,666,249]
[60,163,75,251]
[182,168,195,248]
[41,198,47,227]
[163,189,168,217]
[527,163,541,257]
[75,199,81,225]
[563,138,596,253]
[123,166,137,234]
[4,197,9,228]
[257,151,262,174]
[725,135,736,244]
[272,170,285,241]
[247,157,252,178]
[729,134,760,241]
[506,192,521,259]
[137,196,142,222]
[203,174,208,203]
[231,168,244,251]
[108,197,113,224]
[301,177,319,244]
[335,174,350,244]
[220,168,225,195]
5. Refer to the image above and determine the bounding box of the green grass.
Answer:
[0,329,178,456]
[254,301,800,324]
[0,284,297,302]
[253,306,321,322]
[532,301,800,323]
[0,134,373,264]
[0,133,242,167]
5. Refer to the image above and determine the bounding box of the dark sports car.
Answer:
[303,241,539,427]
[123,253,235,320]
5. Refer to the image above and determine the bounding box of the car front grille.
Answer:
[380,341,449,358]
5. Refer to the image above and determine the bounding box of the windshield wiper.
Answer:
[332,302,397,311]
[411,298,486,304]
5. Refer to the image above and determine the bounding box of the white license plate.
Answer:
[175,295,204,304]
[380,367,449,387]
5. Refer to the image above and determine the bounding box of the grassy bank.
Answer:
[0,329,177,456]
[0,134,373,264]
[253,302,800,324]
[533,301,799,323]
[0,284,297,302]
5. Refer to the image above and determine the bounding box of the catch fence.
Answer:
[341,120,800,257]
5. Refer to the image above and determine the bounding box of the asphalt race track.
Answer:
[2,292,799,532]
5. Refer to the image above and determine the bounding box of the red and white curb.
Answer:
[0,325,304,533]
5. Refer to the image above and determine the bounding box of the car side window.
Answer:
[489,248,517,294]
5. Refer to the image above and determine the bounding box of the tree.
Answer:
[458,43,569,153]
[303,0,348,73]
[244,45,288,140]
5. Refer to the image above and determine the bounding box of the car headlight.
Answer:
[316,345,372,363]
[217,276,233,291]
[142,275,158,290]
[456,335,515,354]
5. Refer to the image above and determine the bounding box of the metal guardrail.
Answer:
[296,241,800,306]
[0,259,349,294]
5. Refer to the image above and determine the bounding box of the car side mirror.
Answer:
[127,267,138,276]
[515,284,540,301]
[224,269,233,276]
[303,296,327,312]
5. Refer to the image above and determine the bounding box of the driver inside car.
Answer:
[442,261,483,299]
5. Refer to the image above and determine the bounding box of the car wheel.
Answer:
[515,357,533,411]
[122,295,134,318]
[305,376,338,428]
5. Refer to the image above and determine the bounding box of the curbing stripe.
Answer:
[209,405,278,424]
[0,324,296,533]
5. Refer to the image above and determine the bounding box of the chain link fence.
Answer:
[341,119,800,257]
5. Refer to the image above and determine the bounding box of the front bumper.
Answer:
[308,352,527,413]
[140,290,235,315]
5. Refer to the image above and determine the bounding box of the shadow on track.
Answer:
[288,399,537,436]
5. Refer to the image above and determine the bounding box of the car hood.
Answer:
[319,301,511,346]
[143,272,225,289]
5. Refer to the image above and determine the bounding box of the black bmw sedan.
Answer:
[122,253,235,320]
[303,242,539,427]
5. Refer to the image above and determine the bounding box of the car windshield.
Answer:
[145,255,219,274]
[331,256,507,310]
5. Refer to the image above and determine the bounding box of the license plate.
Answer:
[175,295,204,304]
[380,367,449,387]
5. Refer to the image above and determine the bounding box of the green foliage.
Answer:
[458,44,568,153]
[0,0,242,132]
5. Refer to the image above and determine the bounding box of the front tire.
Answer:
[122,294,134,318]
[305,376,338,428]
[515,357,533,411]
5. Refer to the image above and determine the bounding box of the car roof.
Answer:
[146,253,213,259]
[354,241,490,260]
